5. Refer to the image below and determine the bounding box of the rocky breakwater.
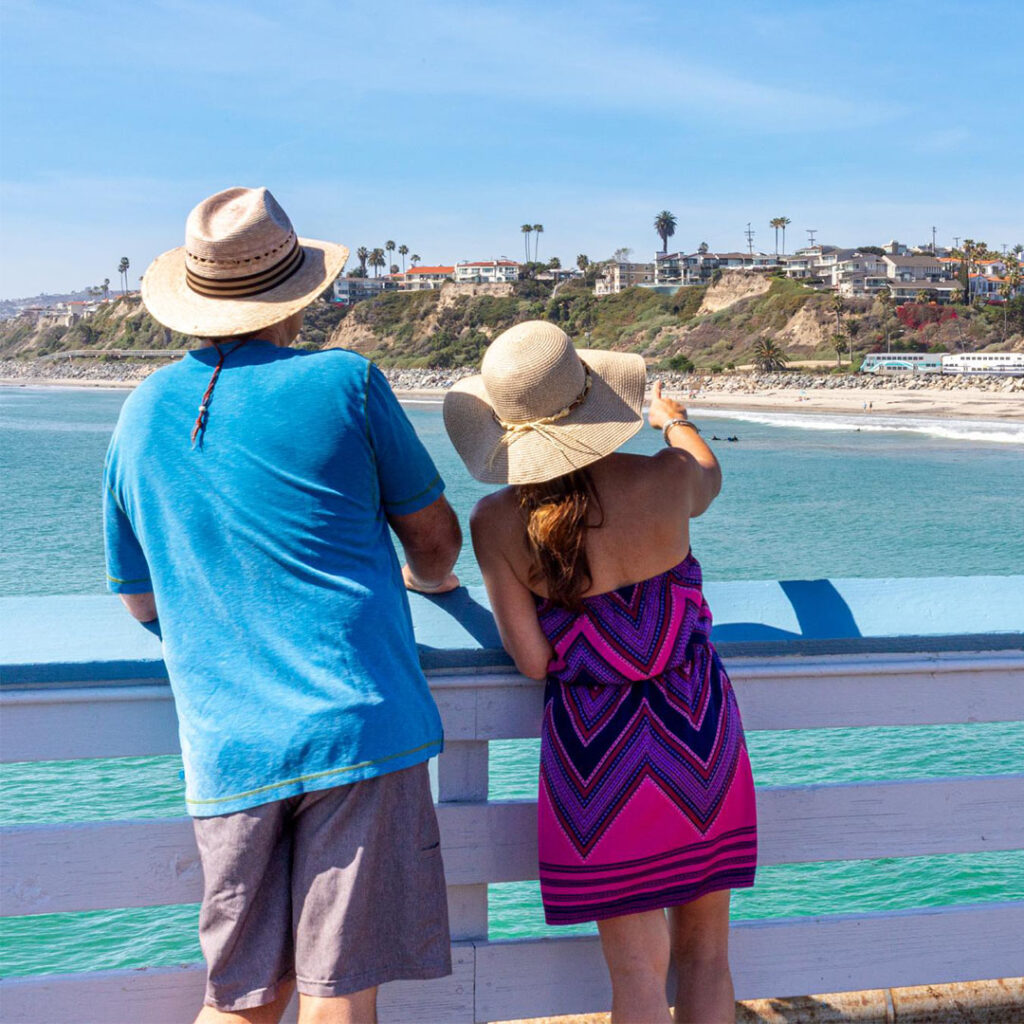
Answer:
[4,356,1021,400]
[0,356,178,386]
[0,357,478,392]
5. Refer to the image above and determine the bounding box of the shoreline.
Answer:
[678,388,1024,422]
[6,375,1021,423]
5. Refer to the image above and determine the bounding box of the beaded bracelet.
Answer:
[662,418,701,444]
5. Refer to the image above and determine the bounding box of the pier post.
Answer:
[436,738,490,942]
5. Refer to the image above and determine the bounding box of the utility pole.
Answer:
[745,223,755,256]
[953,236,960,250]
[931,226,937,254]
[807,228,817,248]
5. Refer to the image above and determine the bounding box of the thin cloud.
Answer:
[4,0,893,134]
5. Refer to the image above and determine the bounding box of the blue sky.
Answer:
[1,0,1022,296]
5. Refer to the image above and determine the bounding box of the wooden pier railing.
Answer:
[1,582,1023,1023]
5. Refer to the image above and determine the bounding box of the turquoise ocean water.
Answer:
[1,385,1023,976]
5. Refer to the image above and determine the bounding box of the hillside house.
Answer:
[888,280,963,304]
[395,266,455,291]
[595,261,655,295]
[454,260,519,285]
[332,276,397,305]
[882,255,948,282]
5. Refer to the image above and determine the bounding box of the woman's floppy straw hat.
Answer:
[444,320,646,485]
[142,187,349,337]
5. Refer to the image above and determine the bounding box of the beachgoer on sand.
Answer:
[104,187,461,1022]
[443,322,757,1023]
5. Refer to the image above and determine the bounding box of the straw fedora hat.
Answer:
[444,320,646,485]
[142,187,349,337]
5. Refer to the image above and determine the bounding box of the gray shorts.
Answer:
[191,762,451,1011]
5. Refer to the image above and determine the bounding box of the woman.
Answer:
[444,321,756,1023]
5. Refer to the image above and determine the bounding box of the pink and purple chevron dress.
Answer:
[535,552,757,925]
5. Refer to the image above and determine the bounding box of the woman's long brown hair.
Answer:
[516,469,603,609]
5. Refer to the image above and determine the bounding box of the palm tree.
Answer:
[533,224,544,262]
[999,254,1021,341]
[356,247,369,274]
[779,217,791,256]
[831,331,848,368]
[548,257,561,270]
[577,254,590,271]
[398,244,409,271]
[697,241,709,254]
[830,293,845,332]
[410,254,421,267]
[118,257,130,296]
[877,289,898,352]
[385,240,396,270]
[770,217,786,256]
[653,211,677,254]
[830,294,846,365]
[102,278,110,300]
[369,248,385,277]
[961,238,979,299]
[751,336,789,372]
[521,224,533,262]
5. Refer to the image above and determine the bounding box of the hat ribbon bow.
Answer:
[489,369,602,468]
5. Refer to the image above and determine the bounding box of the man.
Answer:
[104,187,461,1023]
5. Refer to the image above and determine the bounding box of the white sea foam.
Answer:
[675,408,1024,445]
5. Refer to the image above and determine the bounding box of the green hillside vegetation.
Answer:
[347,280,711,368]
[2,275,1020,369]
[0,297,189,356]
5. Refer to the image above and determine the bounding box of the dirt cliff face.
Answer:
[438,281,514,307]
[324,308,442,354]
[698,270,773,314]
[0,296,179,357]
[324,316,385,353]
[777,302,833,351]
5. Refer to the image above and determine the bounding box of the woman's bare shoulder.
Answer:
[595,451,691,492]
[470,488,523,542]
[471,486,517,521]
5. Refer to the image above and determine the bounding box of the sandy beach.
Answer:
[677,386,1024,421]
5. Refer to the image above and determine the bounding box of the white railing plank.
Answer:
[0,944,475,1024]
[473,902,1024,1020]
[3,904,1020,1024]
[1,817,199,916]
[0,684,180,762]
[729,652,1024,731]
[756,772,1024,866]
[5,775,1023,917]
[435,739,489,942]
[4,651,1022,763]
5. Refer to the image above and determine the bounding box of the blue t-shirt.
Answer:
[103,341,446,816]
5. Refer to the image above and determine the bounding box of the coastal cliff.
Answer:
[2,273,1021,371]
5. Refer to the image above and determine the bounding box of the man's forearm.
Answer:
[403,534,461,589]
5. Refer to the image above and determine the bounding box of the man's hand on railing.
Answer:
[403,565,460,594]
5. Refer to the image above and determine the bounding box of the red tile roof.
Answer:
[406,266,454,275]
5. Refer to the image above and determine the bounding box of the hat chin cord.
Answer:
[190,339,249,448]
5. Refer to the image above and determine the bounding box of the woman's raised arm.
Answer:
[647,380,722,518]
